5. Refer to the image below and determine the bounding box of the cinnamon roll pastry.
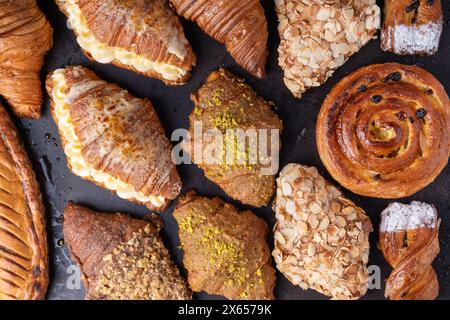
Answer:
[170,0,268,78]
[275,0,380,98]
[184,69,282,207]
[173,191,276,300]
[379,201,440,300]
[317,63,450,199]
[0,0,53,118]
[272,164,372,300]
[0,104,48,300]
[46,66,181,211]
[55,0,196,85]
[64,204,192,300]
[381,0,443,55]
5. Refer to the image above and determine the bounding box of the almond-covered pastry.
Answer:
[379,201,440,300]
[381,0,443,55]
[64,204,191,300]
[0,0,53,118]
[173,191,276,300]
[0,104,48,300]
[184,69,282,207]
[275,0,380,98]
[317,63,450,199]
[272,164,372,300]
[170,0,268,78]
[46,66,181,211]
[55,0,196,85]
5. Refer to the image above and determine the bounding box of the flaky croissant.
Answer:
[0,0,53,118]
[170,0,268,78]
[379,201,440,300]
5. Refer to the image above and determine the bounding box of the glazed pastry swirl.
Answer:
[317,63,450,198]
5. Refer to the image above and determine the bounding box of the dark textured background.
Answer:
[13,0,449,300]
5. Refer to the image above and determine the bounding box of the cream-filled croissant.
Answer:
[0,0,53,118]
[46,66,181,211]
[55,0,196,85]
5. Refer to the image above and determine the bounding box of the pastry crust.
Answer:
[46,66,182,211]
[316,63,450,199]
[381,0,443,55]
[55,0,196,85]
[185,69,282,207]
[64,203,192,300]
[0,0,53,118]
[0,103,48,300]
[170,0,268,78]
[173,191,276,300]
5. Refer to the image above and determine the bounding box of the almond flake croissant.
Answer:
[170,0,268,78]
[56,0,196,85]
[0,0,53,118]
[46,66,181,211]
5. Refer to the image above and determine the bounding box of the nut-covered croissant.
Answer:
[0,0,53,118]
[317,63,450,199]
[0,103,48,300]
[64,204,192,300]
[173,191,276,299]
[170,0,268,78]
[55,0,196,85]
[46,66,182,211]
[379,201,440,300]
[381,0,443,55]
[184,69,282,207]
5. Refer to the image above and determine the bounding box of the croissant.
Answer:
[0,103,48,300]
[173,191,276,300]
[46,66,181,211]
[184,68,283,207]
[379,201,440,300]
[381,0,443,55]
[64,203,192,300]
[272,164,372,300]
[317,63,450,199]
[55,0,196,85]
[0,0,53,118]
[170,0,268,78]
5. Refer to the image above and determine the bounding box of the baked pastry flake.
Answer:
[272,164,372,300]
[64,204,191,300]
[0,103,48,300]
[381,0,443,55]
[316,63,450,199]
[170,0,268,78]
[56,0,196,84]
[275,0,380,98]
[46,66,181,211]
[173,191,276,300]
[379,201,440,300]
[0,0,53,118]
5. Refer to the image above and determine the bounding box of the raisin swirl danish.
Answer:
[379,201,440,300]
[316,63,450,199]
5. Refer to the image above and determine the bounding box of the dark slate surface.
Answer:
[12,0,449,300]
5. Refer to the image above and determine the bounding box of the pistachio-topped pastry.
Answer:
[173,191,276,300]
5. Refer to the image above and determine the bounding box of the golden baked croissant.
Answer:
[184,69,282,207]
[46,66,181,211]
[0,0,53,118]
[381,0,443,55]
[55,0,196,85]
[173,191,276,299]
[317,63,450,199]
[379,201,440,300]
[170,0,268,78]
[0,103,48,300]
[64,203,192,300]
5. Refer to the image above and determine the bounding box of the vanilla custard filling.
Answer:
[63,0,187,81]
[51,69,165,208]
